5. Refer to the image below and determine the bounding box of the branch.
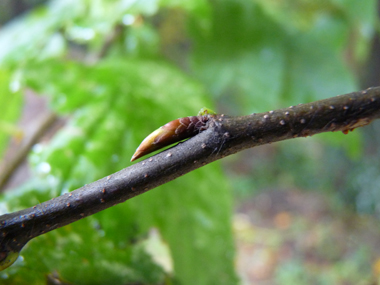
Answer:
[0,111,57,190]
[1,87,380,269]
[96,23,124,59]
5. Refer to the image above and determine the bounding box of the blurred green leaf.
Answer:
[1,58,237,284]
[0,0,165,65]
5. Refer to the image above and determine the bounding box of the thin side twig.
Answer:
[0,112,57,190]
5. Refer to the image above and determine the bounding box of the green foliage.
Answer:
[0,0,163,66]
[190,0,375,114]
[0,59,237,284]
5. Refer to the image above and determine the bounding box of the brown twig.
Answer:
[0,87,380,270]
[0,112,57,191]
[96,23,124,60]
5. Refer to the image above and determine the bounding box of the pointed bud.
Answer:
[131,108,215,161]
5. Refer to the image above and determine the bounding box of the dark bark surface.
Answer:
[1,86,380,269]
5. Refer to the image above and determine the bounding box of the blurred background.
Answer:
[0,0,380,284]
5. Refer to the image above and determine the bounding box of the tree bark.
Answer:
[1,86,380,270]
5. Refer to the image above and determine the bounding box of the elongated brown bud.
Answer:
[131,114,213,161]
